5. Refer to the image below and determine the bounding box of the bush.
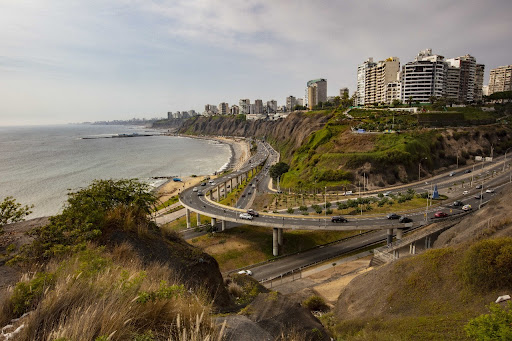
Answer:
[302,295,328,312]
[299,205,308,212]
[9,272,56,317]
[459,237,512,291]
[465,302,512,340]
[287,208,294,214]
[326,209,333,215]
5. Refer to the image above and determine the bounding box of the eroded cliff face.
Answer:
[178,112,331,160]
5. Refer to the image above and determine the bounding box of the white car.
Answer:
[237,270,253,276]
[345,191,353,195]
[463,190,469,195]
[485,188,495,193]
[239,213,253,220]
[462,204,472,211]
[192,187,198,192]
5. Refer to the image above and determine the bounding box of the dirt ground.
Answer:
[269,255,373,305]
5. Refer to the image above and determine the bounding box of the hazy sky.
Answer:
[1,0,511,125]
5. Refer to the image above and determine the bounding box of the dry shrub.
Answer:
[2,246,222,341]
[227,282,243,298]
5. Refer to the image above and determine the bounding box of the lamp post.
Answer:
[418,157,427,181]
[324,186,327,228]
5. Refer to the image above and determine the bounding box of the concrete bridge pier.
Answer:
[196,213,201,226]
[216,186,220,201]
[387,228,393,245]
[273,228,279,256]
[211,217,217,228]
[410,242,416,254]
[425,236,432,249]
[221,220,226,231]
[186,209,191,229]
[278,228,283,247]
[396,228,404,240]
[230,179,233,192]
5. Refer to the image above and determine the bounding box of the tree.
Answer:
[407,96,413,107]
[29,179,158,258]
[0,196,33,230]
[391,99,402,107]
[269,162,290,181]
[465,302,512,340]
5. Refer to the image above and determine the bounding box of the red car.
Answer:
[434,211,448,218]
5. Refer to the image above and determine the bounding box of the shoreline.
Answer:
[156,134,250,203]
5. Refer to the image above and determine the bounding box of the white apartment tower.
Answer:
[239,99,250,115]
[401,49,447,103]
[307,79,327,109]
[488,65,512,95]
[356,58,375,106]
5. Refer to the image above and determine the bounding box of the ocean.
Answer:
[0,124,231,218]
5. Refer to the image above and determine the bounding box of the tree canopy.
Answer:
[269,162,290,180]
[0,196,33,230]
[28,179,158,259]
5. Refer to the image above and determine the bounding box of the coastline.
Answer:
[156,134,250,203]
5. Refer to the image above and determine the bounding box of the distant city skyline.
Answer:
[1,0,511,125]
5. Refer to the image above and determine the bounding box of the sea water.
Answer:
[0,124,230,218]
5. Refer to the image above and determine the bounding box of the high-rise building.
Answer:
[474,64,485,102]
[286,96,296,111]
[401,49,447,103]
[204,104,218,116]
[296,98,304,107]
[445,66,461,101]
[230,105,239,115]
[239,99,250,115]
[385,81,401,104]
[446,54,477,103]
[254,99,263,114]
[218,102,229,115]
[356,58,375,106]
[307,79,327,109]
[267,100,277,113]
[488,65,512,95]
[356,57,399,105]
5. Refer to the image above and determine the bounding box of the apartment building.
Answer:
[254,99,264,114]
[474,64,485,101]
[401,49,447,103]
[203,104,218,116]
[230,105,239,115]
[218,102,229,115]
[489,65,512,95]
[267,100,277,113]
[356,58,375,106]
[356,57,399,105]
[286,95,296,111]
[385,81,401,104]
[446,54,477,103]
[239,99,250,115]
[307,79,327,109]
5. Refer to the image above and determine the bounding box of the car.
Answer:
[209,180,214,184]
[241,194,246,198]
[192,187,198,192]
[475,194,483,200]
[399,216,413,223]
[331,216,348,223]
[201,182,206,186]
[237,270,253,276]
[344,191,353,195]
[247,209,259,217]
[476,184,482,189]
[463,190,469,195]
[449,171,456,176]
[452,200,464,207]
[463,169,472,174]
[197,192,204,196]
[227,185,230,188]
[252,184,256,188]
[383,191,392,196]
[247,191,252,195]
[239,213,253,220]
[462,204,472,211]
[485,188,495,193]
[434,211,448,218]
[387,213,401,219]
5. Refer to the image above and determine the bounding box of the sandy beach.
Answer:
[156,136,250,203]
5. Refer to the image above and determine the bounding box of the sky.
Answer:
[1,0,511,126]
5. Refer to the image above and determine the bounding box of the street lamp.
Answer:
[324,186,327,228]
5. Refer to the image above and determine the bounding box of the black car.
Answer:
[476,184,482,189]
[463,169,472,174]
[197,192,204,196]
[247,209,259,217]
[331,216,348,223]
[475,194,483,200]
[399,216,413,223]
[452,200,464,207]
[387,213,401,219]
[201,182,206,186]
